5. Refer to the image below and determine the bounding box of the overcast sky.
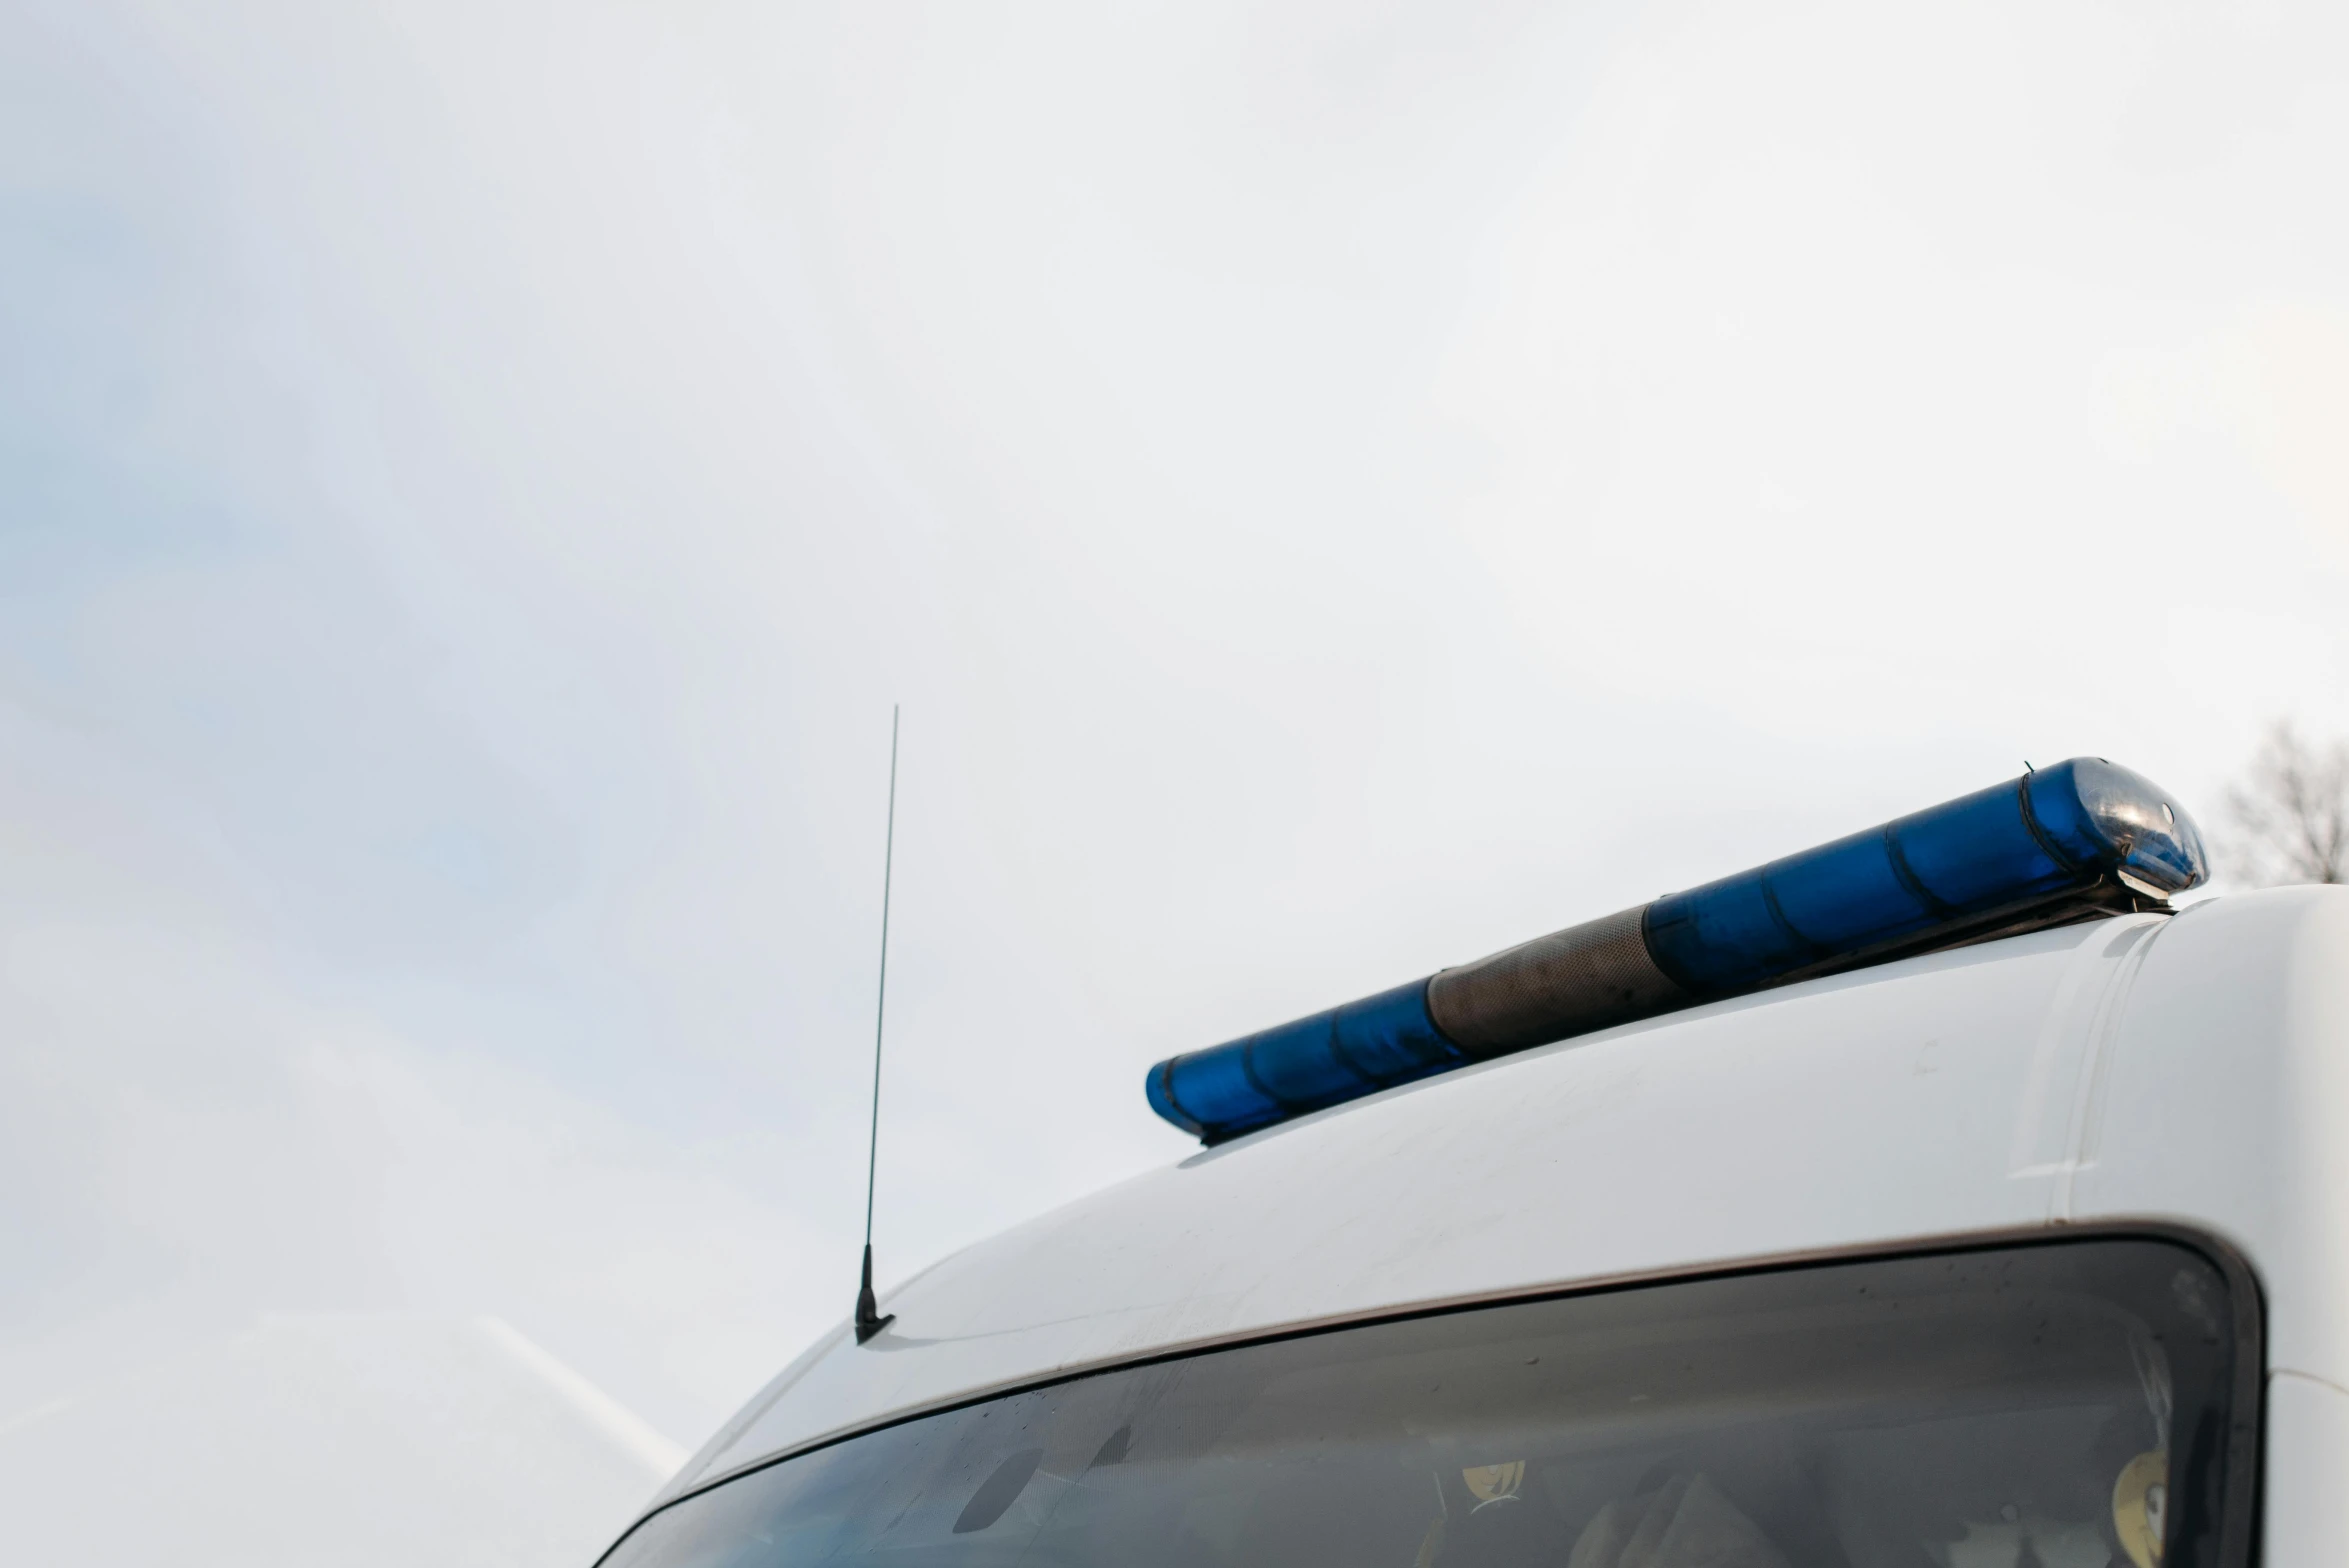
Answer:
[5,0,2348,1449]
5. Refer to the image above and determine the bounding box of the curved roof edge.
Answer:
[658,890,2349,1509]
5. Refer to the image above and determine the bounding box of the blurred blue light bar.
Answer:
[1146,758,2207,1143]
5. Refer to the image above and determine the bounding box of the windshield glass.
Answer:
[602,1239,2246,1568]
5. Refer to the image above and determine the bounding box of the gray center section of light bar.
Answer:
[1425,905,1688,1055]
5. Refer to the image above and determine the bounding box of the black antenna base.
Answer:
[854,1242,895,1345]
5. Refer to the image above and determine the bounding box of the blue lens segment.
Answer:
[1645,759,2209,996]
[1893,779,2074,911]
[1145,980,1461,1144]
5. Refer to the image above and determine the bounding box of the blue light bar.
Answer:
[1146,758,2207,1143]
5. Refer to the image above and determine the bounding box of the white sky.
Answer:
[4,0,2347,1449]
[0,1314,679,1565]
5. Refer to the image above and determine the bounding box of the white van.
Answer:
[595,761,2335,1568]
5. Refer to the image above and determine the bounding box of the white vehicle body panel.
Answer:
[651,886,2349,1562]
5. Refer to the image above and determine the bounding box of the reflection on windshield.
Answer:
[602,1240,2242,1568]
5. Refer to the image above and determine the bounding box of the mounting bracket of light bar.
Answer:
[1146,758,2208,1144]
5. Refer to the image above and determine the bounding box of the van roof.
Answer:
[656,885,2349,1508]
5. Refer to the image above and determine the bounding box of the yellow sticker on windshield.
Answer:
[2113,1449,2168,1568]
[1462,1461,1525,1506]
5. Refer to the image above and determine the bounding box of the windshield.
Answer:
[602,1239,2247,1568]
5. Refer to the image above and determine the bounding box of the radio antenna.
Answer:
[854,705,901,1345]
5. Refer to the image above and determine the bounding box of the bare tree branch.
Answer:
[2223,721,2349,886]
